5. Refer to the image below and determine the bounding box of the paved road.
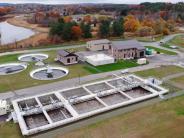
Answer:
[0,44,86,56]
[140,33,184,55]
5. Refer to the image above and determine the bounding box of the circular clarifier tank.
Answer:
[0,63,27,75]
[18,53,48,62]
[30,66,69,80]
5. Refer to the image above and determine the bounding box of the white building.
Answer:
[86,39,111,51]
[85,53,115,66]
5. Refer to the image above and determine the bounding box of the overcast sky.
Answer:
[0,0,183,4]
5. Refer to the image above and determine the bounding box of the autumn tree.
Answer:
[136,26,155,37]
[141,18,155,28]
[163,28,170,35]
[166,19,175,32]
[83,15,91,23]
[63,16,73,23]
[71,25,82,40]
[153,19,164,34]
[124,15,140,32]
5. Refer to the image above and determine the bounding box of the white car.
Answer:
[121,69,129,74]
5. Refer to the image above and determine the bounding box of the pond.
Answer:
[0,21,35,45]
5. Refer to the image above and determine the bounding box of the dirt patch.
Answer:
[7,16,49,33]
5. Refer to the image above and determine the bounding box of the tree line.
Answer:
[49,16,124,41]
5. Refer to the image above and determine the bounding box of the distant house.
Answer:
[86,39,112,51]
[57,50,78,65]
[109,40,145,60]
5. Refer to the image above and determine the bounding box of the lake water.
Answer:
[0,21,35,45]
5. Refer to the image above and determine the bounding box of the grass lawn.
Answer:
[135,65,184,79]
[169,35,184,47]
[0,48,138,93]
[145,46,177,55]
[0,48,91,93]
[171,75,184,84]
[160,43,172,49]
[84,60,139,74]
[0,122,22,138]
[56,94,184,138]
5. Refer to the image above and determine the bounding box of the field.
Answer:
[145,46,177,55]
[169,35,184,47]
[135,65,184,79]
[171,75,184,84]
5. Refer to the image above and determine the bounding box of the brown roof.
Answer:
[58,50,77,57]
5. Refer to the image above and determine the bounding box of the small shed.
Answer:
[57,50,78,65]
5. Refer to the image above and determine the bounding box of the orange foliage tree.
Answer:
[0,7,12,15]
[63,16,73,23]
[71,26,82,39]
[83,15,91,23]
[141,18,155,28]
[124,15,140,32]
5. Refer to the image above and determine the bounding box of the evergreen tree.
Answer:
[81,22,92,38]
[99,20,110,38]
[62,22,73,41]
[112,18,124,37]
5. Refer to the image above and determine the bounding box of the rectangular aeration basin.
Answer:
[12,74,168,136]
[18,98,39,111]
[86,82,113,93]
[124,87,152,98]
[24,113,49,130]
[61,87,90,99]
[108,79,130,88]
[99,92,129,106]
[47,107,72,122]
[38,94,60,106]
[72,98,105,114]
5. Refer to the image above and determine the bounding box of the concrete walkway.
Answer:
[0,44,86,56]
[140,33,184,55]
